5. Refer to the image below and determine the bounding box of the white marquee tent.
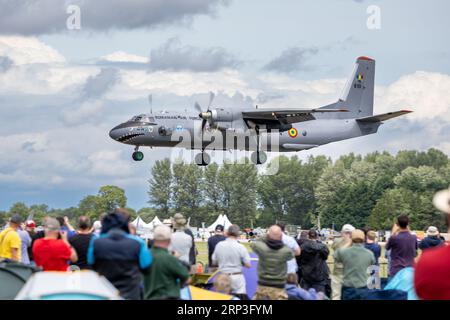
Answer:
[206,214,233,232]
[148,216,163,230]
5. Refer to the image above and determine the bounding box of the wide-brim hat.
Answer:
[426,226,439,236]
[433,186,450,213]
[173,213,187,229]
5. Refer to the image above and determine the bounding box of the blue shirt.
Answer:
[365,242,381,265]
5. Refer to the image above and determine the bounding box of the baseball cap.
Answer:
[153,225,172,241]
[215,224,224,232]
[25,220,36,228]
[341,224,355,233]
[10,215,23,224]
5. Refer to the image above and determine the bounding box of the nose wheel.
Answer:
[195,151,210,166]
[132,146,144,161]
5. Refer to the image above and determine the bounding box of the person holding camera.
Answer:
[32,218,78,271]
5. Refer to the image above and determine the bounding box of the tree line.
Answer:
[1,148,449,232]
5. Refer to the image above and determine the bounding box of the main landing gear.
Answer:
[132,146,144,161]
[250,126,267,165]
[251,150,267,165]
[195,150,210,166]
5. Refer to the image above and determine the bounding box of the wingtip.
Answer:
[400,109,413,113]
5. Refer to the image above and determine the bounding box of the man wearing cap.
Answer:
[212,225,251,298]
[144,225,190,299]
[418,226,444,251]
[32,218,78,271]
[0,215,22,262]
[415,186,450,299]
[330,224,355,300]
[334,229,375,300]
[170,213,194,269]
[207,224,226,270]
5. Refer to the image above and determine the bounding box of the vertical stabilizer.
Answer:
[321,56,375,118]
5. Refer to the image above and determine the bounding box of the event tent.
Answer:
[148,216,163,229]
[206,214,233,232]
[131,216,148,228]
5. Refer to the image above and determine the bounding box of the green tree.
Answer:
[97,185,127,212]
[148,158,172,216]
[172,162,204,225]
[9,202,30,220]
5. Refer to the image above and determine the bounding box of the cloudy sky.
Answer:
[0,0,449,211]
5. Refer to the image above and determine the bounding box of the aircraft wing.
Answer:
[356,110,412,123]
[242,108,348,124]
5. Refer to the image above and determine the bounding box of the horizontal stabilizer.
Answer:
[356,110,412,123]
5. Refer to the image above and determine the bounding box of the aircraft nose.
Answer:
[109,126,121,140]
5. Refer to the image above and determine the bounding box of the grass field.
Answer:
[195,240,390,278]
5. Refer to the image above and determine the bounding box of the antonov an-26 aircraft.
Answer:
[109,56,412,166]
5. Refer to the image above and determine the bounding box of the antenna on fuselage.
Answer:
[148,94,153,114]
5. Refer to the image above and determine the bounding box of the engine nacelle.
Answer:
[210,109,233,122]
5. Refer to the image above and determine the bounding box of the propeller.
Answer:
[195,92,215,136]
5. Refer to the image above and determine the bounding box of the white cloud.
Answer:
[88,150,133,177]
[0,36,65,65]
[376,71,450,122]
[100,51,149,64]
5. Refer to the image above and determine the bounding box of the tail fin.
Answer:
[321,56,375,118]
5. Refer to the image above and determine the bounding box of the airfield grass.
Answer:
[195,240,390,278]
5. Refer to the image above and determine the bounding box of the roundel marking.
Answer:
[288,128,298,138]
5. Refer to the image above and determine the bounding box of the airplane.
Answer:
[109,56,412,166]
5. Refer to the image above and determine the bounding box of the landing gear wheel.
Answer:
[195,152,210,166]
[251,151,267,165]
[132,151,144,161]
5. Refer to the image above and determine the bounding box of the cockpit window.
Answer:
[129,115,156,123]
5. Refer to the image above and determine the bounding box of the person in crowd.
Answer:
[333,229,375,300]
[170,213,194,270]
[212,224,251,299]
[295,230,309,285]
[277,223,301,275]
[331,224,355,300]
[56,216,76,238]
[207,224,226,270]
[33,218,78,271]
[385,215,417,278]
[0,215,22,262]
[415,186,450,299]
[176,213,197,270]
[419,226,444,251]
[144,225,190,299]
[285,273,324,300]
[251,225,294,300]
[298,229,330,294]
[88,209,152,300]
[17,224,31,264]
[25,220,36,262]
[365,230,381,265]
[69,216,94,270]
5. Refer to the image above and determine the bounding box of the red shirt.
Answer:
[32,238,72,271]
[414,244,450,300]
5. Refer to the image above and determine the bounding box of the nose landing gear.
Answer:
[132,146,144,161]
